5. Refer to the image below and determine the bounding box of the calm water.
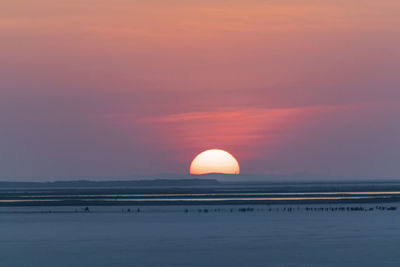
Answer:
[2,185,400,205]
[1,204,400,267]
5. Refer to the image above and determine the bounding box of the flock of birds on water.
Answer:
[4,205,397,214]
[31,205,398,214]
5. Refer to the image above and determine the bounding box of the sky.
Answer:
[0,0,399,179]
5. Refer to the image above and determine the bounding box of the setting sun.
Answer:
[190,149,240,175]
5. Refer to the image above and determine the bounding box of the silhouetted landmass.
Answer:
[195,173,400,184]
[0,178,220,188]
[2,197,400,207]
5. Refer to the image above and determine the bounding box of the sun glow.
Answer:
[190,149,240,175]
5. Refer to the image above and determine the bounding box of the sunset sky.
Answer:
[1,0,399,179]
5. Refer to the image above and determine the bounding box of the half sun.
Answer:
[190,149,240,175]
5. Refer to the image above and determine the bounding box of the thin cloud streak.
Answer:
[0,0,399,178]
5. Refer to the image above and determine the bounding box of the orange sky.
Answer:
[0,0,399,178]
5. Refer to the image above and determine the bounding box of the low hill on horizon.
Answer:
[1,173,399,187]
[0,178,220,188]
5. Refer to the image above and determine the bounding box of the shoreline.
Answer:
[2,196,400,207]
